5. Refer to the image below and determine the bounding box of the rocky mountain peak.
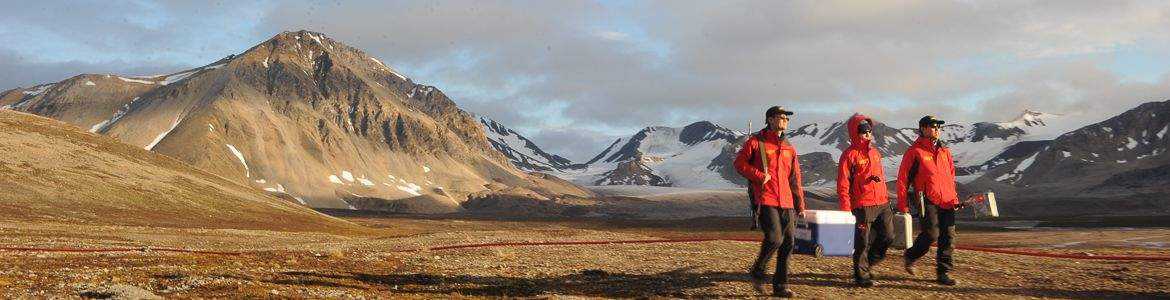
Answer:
[679,121,738,145]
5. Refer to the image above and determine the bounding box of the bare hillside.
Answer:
[0,110,362,233]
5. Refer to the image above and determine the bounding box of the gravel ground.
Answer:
[0,218,1168,299]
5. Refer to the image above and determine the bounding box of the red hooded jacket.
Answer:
[836,114,889,211]
[896,136,960,212]
[734,129,806,210]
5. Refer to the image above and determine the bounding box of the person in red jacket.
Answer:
[897,115,960,286]
[734,106,806,298]
[836,113,894,288]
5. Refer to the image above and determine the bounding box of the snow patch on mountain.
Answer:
[21,84,53,96]
[145,116,182,151]
[225,144,250,178]
[89,97,140,133]
[117,76,155,85]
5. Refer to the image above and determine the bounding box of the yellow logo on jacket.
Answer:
[766,149,776,156]
[922,155,934,161]
[857,158,869,165]
[781,149,792,158]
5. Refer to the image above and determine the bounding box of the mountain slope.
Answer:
[0,30,592,212]
[0,110,361,232]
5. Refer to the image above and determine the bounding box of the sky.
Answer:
[3,0,1170,161]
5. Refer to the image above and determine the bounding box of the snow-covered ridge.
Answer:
[553,121,743,189]
[130,60,231,86]
[478,116,576,172]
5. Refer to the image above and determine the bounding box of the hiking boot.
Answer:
[855,279,875,288]
[749,274,768,295]
[772,287,795,298]
[936,274,957,286]
[903,257,916,275]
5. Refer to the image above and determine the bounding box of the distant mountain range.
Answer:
[483,108,1090,188]
[479,102,1170,215]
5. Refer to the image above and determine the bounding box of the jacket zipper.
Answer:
[869,152,878,204]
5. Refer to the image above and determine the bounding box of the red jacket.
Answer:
[836,114,889,211]
[734,129,806,210]
[896,136,960,212]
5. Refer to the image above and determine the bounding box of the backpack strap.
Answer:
[757,132,769,178]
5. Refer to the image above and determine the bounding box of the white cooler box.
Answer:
[795,210,855,257]
[892,212,913,250]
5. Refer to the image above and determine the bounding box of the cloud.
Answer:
[0,0,269,87]
[597,31,628,41]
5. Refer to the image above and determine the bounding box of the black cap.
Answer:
[857,121,872,134]
[766,106,794,118]
[918,115,946,128]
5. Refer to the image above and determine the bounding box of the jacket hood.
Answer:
[846,113,874,148]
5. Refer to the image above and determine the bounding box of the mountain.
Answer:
[478,116,581,172]
[981,101,1170,190]
[954,100,1170,216]
[0,30,593,213]
[591,121,740,164]
[0,110,361,232]
[553,121,743,189]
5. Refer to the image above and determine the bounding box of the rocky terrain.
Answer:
[0,216,1166,299]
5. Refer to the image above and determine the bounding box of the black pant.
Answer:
[904,202,956,276]
[852,204,894,281]
[751,206,796,289]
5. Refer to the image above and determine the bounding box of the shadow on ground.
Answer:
[278,267,757,297]
[269,268,1170,299]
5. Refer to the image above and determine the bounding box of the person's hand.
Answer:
[762,173,771,184]
[798,211,806,218]
[867,175,881,182]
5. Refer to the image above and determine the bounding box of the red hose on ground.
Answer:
[418,238,1170,262]
[954,245,1170,262]
[0,246,241,256]
[4,239,1168,261]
